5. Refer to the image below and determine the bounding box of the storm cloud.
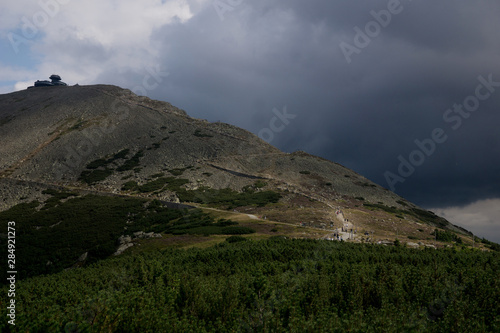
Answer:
[1,0,499,240]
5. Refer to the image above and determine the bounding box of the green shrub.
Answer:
[363,203,400,214]
[112,149,130,160]
[168,168,186,176]
[254,180,267,188]
[433,229,463,243]
[122,181,138,191]
[221,226,256,235]
[408,208,448,228]
[117,150,144,172]
[481,238,500,251]
[85,158,108,169]
[150,173,165,178]
[78,168,114,184]
[137,178,170,193]
[225,235,248,243]
[214,219,238,227]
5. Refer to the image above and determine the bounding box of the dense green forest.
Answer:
[1,238,498,332]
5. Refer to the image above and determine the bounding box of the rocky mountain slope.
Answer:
[0,84,476,247]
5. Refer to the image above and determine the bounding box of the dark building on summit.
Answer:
[29,74,68,88]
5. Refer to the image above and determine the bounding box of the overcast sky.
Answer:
[1,0,499,242]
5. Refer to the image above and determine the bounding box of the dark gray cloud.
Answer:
[92,0,500,217]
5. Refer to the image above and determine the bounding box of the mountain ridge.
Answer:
[0,84,478,248]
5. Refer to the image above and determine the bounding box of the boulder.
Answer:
[406,242,419,248]
[118,235,132,244]
[78,252,88,261]
[114,243,134,256]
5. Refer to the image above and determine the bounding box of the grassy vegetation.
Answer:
[2,238,498,332]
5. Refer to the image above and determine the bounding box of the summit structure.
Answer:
[28,74,68,88]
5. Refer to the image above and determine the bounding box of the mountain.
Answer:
[0,84,484,271]
[2,84,499,333]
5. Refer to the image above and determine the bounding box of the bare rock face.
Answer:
[118,235,132,245]
[78,252,88,261]
[133,231,162,239]
[114,243,134,256]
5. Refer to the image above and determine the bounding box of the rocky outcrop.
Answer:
[113,231,162,256]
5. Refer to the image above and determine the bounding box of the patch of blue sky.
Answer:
[1,27,45,65]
